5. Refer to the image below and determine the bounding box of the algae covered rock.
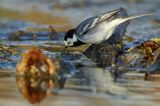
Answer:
[0,44,19,60]
[83,38,160,73]
[83,43,119,67]
[123,38,160,74]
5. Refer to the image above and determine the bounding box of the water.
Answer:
[0,0,160,106]
[0,69,160,106]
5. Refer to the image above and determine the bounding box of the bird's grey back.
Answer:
[106,8,130,44]
[75,8,130,44]
[76,16,97,35]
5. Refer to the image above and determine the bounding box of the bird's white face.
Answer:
[64,34,78,47]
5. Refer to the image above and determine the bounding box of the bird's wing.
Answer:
[98,7,126,23]
[108,12,159,31]
[75,8,125,39]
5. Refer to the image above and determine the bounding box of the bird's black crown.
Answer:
[64,29,75,40]
[64,28,85,47]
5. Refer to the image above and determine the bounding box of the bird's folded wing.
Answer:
[75,8,126,41]
[98,7,125,22]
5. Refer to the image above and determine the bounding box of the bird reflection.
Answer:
[16,76,56,104]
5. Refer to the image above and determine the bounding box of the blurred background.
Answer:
[0,0,159,38]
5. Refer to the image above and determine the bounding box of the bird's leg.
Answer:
[112,53,119,82]
[110,44,119,82]
[144,71,152,80]
[61,46,68,53]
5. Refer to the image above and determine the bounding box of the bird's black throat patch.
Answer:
[64,28,85,47]
[73,40,85,47]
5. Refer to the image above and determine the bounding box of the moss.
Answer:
[123,35,135,42]
[150,38,160,44]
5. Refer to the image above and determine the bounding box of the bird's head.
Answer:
[64,29,78,47]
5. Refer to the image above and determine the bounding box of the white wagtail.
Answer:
[64,7,158,48]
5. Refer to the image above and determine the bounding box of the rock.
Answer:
[151,48,160,69]
[124,38,160,66]
[16,76,56,104]
[16,47,57,77]
[83,43,118,67]
[84,37,160,81]
[0,44,19,60]
[145,48,160,80]
[122,38,160,80]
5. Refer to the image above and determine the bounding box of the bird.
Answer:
[64,7,157,48]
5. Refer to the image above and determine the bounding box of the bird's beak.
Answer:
[65,46,68,49]
[63,46,68,51]
[63,41,68,51]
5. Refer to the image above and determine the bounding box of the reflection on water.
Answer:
[16,76,56,104]
[0,68,160,106]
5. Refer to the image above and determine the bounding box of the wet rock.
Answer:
[122,48,147,69]
[123,38,148,50]
[122,38,160,80]
[16,47,69,89]
[0,44,19,60]
[144,48,160,80]
[8,27,60,41]
[16,76,56,104]
[152,51,160,71]
[8,30,24,41]
[83,43,121,67]
[16,47,57,77]
[84,37,160,80]
[150,38,160,44]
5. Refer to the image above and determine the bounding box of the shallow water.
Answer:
[0,69,160,106]
[0,0,160,106]
[0,47,160,106]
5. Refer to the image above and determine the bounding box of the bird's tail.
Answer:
[111,12,159,29]
[124,12,159,21]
